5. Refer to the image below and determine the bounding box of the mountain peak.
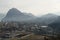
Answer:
[8,8,21,13]
[11,8,18,10]
[9,8,20,12]
[6,8,23,17]
[2,8,35,22]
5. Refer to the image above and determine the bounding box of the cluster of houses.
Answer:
[0,22,53,39]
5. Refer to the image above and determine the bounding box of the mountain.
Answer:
[53,16,60,23]
[2,8,35,22]
[48,16,60,33]
[0,14,5,21]
[1,8,58,25]
[35,13,58,25]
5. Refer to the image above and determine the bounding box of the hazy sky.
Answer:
[0,0,60,16]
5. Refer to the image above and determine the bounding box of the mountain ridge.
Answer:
[2,8,35,22]
[1,8,58,25]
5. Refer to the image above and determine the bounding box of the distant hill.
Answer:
[35,13,58,25]
[48,16,60,33]
[2,8,35,22]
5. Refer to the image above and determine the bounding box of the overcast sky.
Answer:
[0,0,60,16]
